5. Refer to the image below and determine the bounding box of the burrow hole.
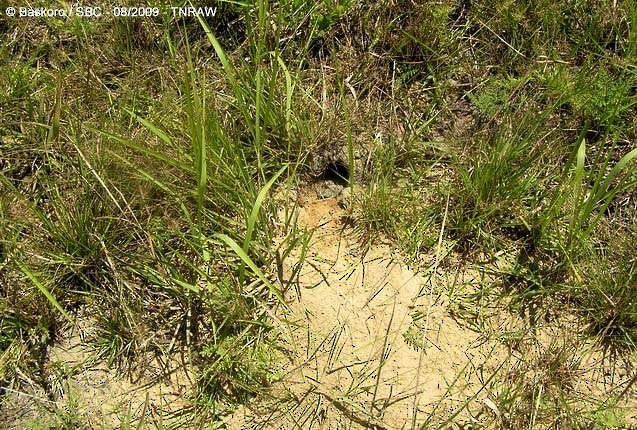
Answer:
[321,159,349,186]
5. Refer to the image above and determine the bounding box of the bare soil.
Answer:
[3,191,636,429]
[1,321,194,429]
[228,192,637,429]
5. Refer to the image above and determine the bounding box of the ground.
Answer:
[2,1,637,429]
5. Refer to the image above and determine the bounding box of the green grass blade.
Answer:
[173,278,201,294]
[238,164,286,283]
[600,147,637,193]
[126,109,173,146]
[73,142,123,213]
[196,94,208,213]
[93,128,192,173]
[216,233,284,304]
[197,14,236,87]
[16,261,71,321]
[569,139,586,241]
[583,146,637,237]
[46,73,63,146]
[106,150,175,195]
[276,54,293,138]
[243,165,287,255]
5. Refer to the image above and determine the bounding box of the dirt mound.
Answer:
[228,193,637,429]
[228,196,504,429]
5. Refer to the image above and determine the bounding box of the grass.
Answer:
[1,0,637,428]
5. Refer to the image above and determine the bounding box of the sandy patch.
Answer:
[228,196,505,429]
[227,193,637,429]
[1,320,194,429]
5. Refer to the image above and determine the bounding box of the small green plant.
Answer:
[445,102,555,248]
[543,139,637,252]
[574,228,637,351]
[25,390,88,430]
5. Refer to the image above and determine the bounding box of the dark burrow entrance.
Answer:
[320,159,349,186]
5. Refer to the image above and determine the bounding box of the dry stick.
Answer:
[73,143,123,213]
[0,387,59,405]
[477,18,527,59]
[326,325,347,373]
[371,298,397,419]
[617,371,637,403]
[411,193,450,427]
[363,256,397,309]
[304,260,332,289]
[134,391,150,430]
[325,360,372,375]
[423,345,509,429]
[318,389,389,430]
[281,324,347,381]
